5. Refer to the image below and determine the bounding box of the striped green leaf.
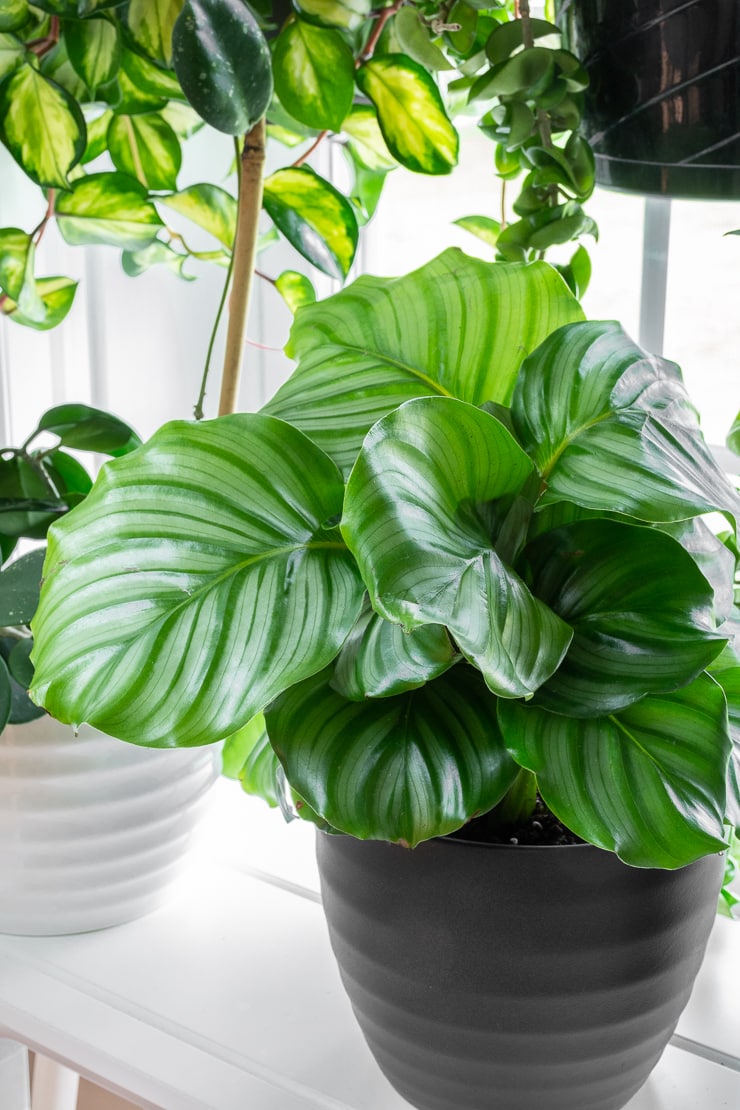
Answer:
[512,321,740,524]
[266,665,518,845]
[264,249,583,476]
[56,172,164,249]
[172,0,272,134]
[499,675,731,868]
[342,397,572,698]
[262,166,358,279]
[127,0,184,66]
[331,601,458,700]
[159,184,237,247]
[0,63,86,188]
[272,19,355,132]
[522,519,727,716]
[356,55,458,175]
[108,112,181,191]
[30,415,365,747]
[64,15,120,93]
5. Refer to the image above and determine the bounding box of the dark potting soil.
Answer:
[449,797,585,847]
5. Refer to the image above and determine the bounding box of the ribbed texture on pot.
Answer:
[317,833,724,1110]
[0,716,220,935]
[558,0,740,198]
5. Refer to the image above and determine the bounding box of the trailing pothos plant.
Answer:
[0,0,596,412]
[0,402,140,732]
[28,249,740,874]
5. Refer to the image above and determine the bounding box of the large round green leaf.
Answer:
[0,63,86,188]
[272,19,355,132]
[522,519,728,716]
[498,675,731,868]
[262,166,358,279]
[342,397,572,698]
[356,55,458,175]
[30,415,365,746]
[266,664,518,846]
[264,248,584,476]
[172,0,272,134]
[512,320,740,524]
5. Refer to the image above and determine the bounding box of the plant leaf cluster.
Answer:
[0,403,140,732]
[29,252,740,869]
[0,0,596,334]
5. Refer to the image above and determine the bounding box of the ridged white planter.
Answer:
[0,715,220,935]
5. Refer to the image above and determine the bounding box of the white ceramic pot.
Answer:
[0,715,220,935]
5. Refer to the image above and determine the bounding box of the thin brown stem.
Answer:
[27,16,60,57]
[292,130,329,169]
[359,0,405,62]
[31,189,56,247]
[218,118,267,418]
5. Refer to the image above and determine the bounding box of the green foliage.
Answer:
[0,1,597,335]
[30,253,740,867]
[0,404,140,734]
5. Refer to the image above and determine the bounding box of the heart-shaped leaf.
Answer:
[342,397,572,698]
[127,0,184,66]
[498,675,731,868]
[108,112,181,191]
[0,63,86,188]
[522,519,728,716]
[266,664,518,845]
[30,414,365,746]
[264,249,583,476]
[512,321,740,524]
[262,166,358,279]
[56,172,164,249]
[356,55,458,175]
[331,601,458,700]
[172,0,272,134]
[272,19,355,132]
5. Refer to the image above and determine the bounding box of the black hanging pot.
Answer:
[317,831,724,1110]
[556,0,740,198]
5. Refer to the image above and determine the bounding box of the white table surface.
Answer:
[0,778,738,1110]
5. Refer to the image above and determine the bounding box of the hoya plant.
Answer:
[0,0,596,411]
[0,402,140,732]
[29,251,740,871]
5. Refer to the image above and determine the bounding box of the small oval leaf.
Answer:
[262,166,358,279]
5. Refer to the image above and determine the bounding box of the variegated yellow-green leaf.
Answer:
[0,63,86,188]
[122,239,194,280]
[127,0,184,66]
[342,104,396,171]
[0,0,27,33]
[395,6,452,72]
[453,214,500,248]
[2,276,78,330]
[159,183,237,248]
[356,55,458,174]
[263,166,358,279]
[56,172,164,249]
[64,15,120,93]
[108,112,181,191]
[0,229,43,320]
[117,46,183,114]
[172,0,273,134]
[82,109,113,163]
[0,32,25,79]
[295,0,371,32]
[272,19,354,132]
[275,270,316,314]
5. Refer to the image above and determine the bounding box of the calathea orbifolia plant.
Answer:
[0,0,596,412]
[29,250,740,871]
[0,403,140,733]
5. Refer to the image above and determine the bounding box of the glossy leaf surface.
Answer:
[127,0,184,66]
[222,714,280,807]
[272,19,354,132]
[356,55,458,175]
[342,397,572,698]
[55,173,164,249]
[107,112,181,191]
[523,519,727,716]
[2,276,78,330]
[159,184,237,247]
[295,0,372,31]
[30,415,364,746]
[172,0,272,134]
[266,665,518,845]
[36,404,142,456]
[0,64,86,188]
[513,321,740,523]
[499,676,731,868]
[262,166,358,279]
[64,16,120,92]
[0,549,46,626]
[265,249,583,475]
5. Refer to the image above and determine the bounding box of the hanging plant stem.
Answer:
[218,119,267,418]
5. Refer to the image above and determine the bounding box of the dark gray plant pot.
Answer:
[557,0,740,198]
[317,831,724,1110]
